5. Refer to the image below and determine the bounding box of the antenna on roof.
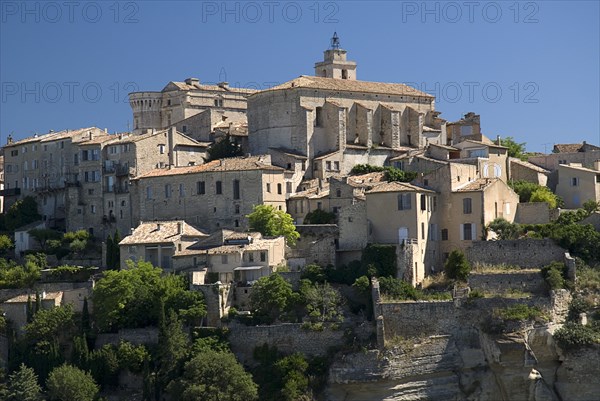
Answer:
[330,32,340,50]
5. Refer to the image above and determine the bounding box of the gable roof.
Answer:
[454,178,500,192]
[366,181,435,194]
[134,155,282,179]
[553,143,600,153]
[119,220,207,245]
[258,75,434,98]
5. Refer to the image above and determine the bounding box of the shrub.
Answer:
[494,304,543,321]
[303,209,335,224]
[444,250,471,281]
[301,264,326,283]
[554,322,600,350]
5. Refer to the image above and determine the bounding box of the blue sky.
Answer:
[1,1,599,152]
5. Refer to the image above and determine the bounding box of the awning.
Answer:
[234,266,264,271]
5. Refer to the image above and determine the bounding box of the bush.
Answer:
[444,250,471,281]
[494,304,543,321]
[303,209,335,224]
[567,298,593,322]
[541,262,567,290]
[301,264,326,283]
[554,322,600,350]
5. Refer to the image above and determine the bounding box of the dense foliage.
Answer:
[0,196,41,232]
[46,364,99,401]
[247,204,300,246]
[444,250,471,281]
[206,135,243,161]
[350,164,417,182]
[508,180,560,208]
[303,209,336,224]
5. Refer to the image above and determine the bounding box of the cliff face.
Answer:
[326,325,599,401]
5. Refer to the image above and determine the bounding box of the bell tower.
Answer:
[314,32,357,80]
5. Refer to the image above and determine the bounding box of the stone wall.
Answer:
[95,327,159,348]
[288,225,338,268]
[466,239,565,268]
[468,271,546,295]
[379,301,456,339]
[514,202,551,225]
[228,321,346,364]
[0,281,93,302]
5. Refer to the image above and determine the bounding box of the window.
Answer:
[165,184,172,198]
[235,220,239,227]
[90,205,96,214]
[315,107,324,127]
[334,161,340,171]
[73,153,79,165]
[221,255,228,264]
[10,149,18,156]
[233,180,240,199]
[461,223,475,241]
[463,198,472,214]
[421,222,425,239]
[277,183,282,195]
[317,202,322,210]
[266,183,271,193]
[249,253,254,262]
[571,177,579,186]
[84,171,100,182]
[326,161,332,171]
[397,193,412,210]
[430,224,438,241]
[158,144,166,154]
[596,174,600,183]
[214,98,223,107]
[234,204,240,214]
[121,200,126,206]
[260,252,266,262]
[216,181,222,195]
[182,125,187,133]
[286,182,292,193]
[342,69,348,79]
[179,183,185,197]
[336,188,341,197]
[197,181,205,195]
[420,194,427,211]
[146,186,152,200]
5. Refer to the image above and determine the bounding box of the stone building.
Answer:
[248,37,446,184]
[528,142,600,173]
[130,155,287,232]
[118,220,207,271]
[365,182,438,285]
[509,157,549,186]
[129,78,256,137]
[555,162,600,208]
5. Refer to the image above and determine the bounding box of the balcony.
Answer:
[115,164,132,177]
[0,188,21,196]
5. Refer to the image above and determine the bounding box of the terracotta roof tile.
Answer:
[454,178,498,192]
[260,76,434,98]
[366,181,435,194]
[135,155,282,179]
[119,220,207,245]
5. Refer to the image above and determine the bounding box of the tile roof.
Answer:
[260,75,434,98]
[553,143,600,153]
[163,81,258,94]
[5,291,62,303]
[269,147,308,159]
[4,127,106,147]
[119,220,207,245]
[135,155,282,179]
[366,181,435,194]
[347,172,387,187]
[559,164,600,173]
[454,178,498,192]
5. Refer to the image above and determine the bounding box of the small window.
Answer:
[146,186,152,200]
[197,181,205,195]
[233,180,240,199]
[336,188,341,197]
[342,69,348,79]
[249,253,254,262]
[420,194,427,211]
[397,193,412,210]
[234,204,240,214]
[165,184,172,198]
[277,183,282,195]
[463,198,472,214]
[266,183,271,193]
[179,183,185,197]
[571,177,579,186]
[90,205,96,214]
[334,161,340,171]
[326,161,332,171]
[214,98,223,107]
[221,255,228,264]
[441,229,448,241]
[315,107,324,127]
[158,144,166,154]
[260,252,266,262]
[216,181,222,195]
[596,174,600,183]
[421,222,425,239]
[462,223,473,241]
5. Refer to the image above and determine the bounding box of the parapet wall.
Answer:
[466,239,565,268]
[468,271,546,295]
[228,321,346,364]
[380,301,456,339]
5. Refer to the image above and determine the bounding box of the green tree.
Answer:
[250,274,295,324]
[582,200,600,215]
[2,196,41,232]
[156,310,189,399]
[3,363,42,401]
[206,135,243,161]
[500,136,527,160]
[28,229,61,252]
[530,187,558,209]
[112,230,121,269]
[168,349,258,401]
[0,234,13,255]
[486,218,521,240]
[105,234,114,269]
[46,364,99,401]
[247,205,300,246]
[25,305,75,346]
[300,281,344,323]
[303,209,335,224]
[444,250,471,281]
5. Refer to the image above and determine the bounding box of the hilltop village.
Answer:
[0,36,598,400]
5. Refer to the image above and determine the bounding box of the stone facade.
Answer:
[466,239,566,268]
[555,162,600,208]
[131,155,286,232]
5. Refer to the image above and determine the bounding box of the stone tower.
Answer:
[314,32,357,80]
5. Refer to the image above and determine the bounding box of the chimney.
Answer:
[218,81,229,89]
[130,227,135,235]
[185,77,200,86]
[89,131,93,140]
[157,223,161,231]
[496,135,501,145]
[177,222,183,234]
[104,128,108,133]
